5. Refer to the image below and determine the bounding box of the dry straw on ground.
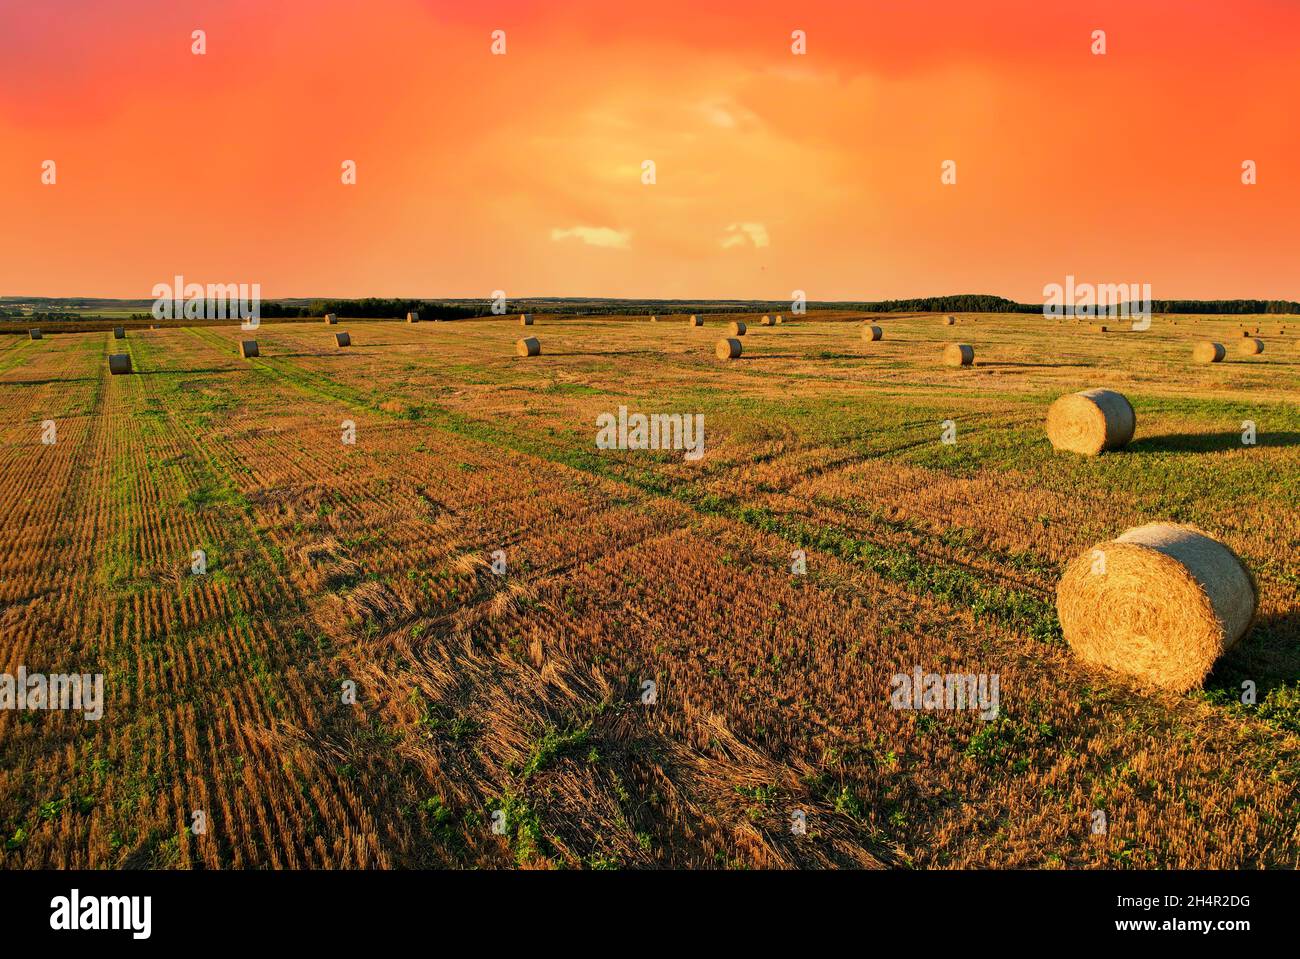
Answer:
[519,314,533,326]
[943,343,974,366]
[1056,523,1256,692]
[715,337,742,359]
[1192,341,1225,364]
[516,337,541,357]
[113,327,125,339]
[1239,337,1264,355]
[729,321,747,336]
[1046,388,1135,455]
[334,332,351,347]
[689,315,703,327]
[107,353,132,375]
[240,340,259,358]
[862,325,883,341]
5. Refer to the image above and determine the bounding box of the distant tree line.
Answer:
[260,299,491,320]
[836,295,1300,314]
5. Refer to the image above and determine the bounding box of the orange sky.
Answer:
[1,0,1296,301]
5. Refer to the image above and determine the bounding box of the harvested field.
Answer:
[1,310,1297,871]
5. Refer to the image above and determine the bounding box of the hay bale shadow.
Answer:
[1131,431,1300,453]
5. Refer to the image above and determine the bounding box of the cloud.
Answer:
[719,222,769,249]
[550,226,631,249]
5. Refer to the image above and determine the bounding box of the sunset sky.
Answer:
[1,0,1296,301]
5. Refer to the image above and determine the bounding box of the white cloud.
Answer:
[550,226,631,250]
[720,222,769,249]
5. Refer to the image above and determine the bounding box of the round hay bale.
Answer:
[1045,388,1135,455]
[775,314,784,324]
[715,337,742,360]
[1055,523,1256,692]
[334,332,351,347]
[29,329,42,340]
[1089,324,1109,333]
[688,315,703,327]
[107,353,132,375]
[406,311,420,323]
[942,315,956,326]
[1239,337,1264,356]
[239,340,259,358]
[519,313,533,326]
[1191,341,1225,364]
[113,327,125,339]
[649,315,658,323]
[516,337,541,357]
[729,321,747,336]
[942,343,974,367]
[862,325,883,342]
[324,313,338,324]
[760,315,775,326]
[1240,329,1251,337]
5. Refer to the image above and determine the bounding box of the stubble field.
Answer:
[1,311,1297,869]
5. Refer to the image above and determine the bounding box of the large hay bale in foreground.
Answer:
[325,313,338,324]
[1056,523,1256,692]
[862,325,883,342]
[519,314,533,326]
[688,315,703,327]
[1239,337,1264,355]
[943,343,974,367]
[729,321,747,336]
[108,353,132,375]
[113,327,125,339]
[29,329,42,340]
[334,332,351,347]
[240,340,259,358]
[1192,341,1225,364]
[715,338,742,360]
[516,337,541,357]
[407,311,420,323]
[942,315,956,326]
[1046,388,1135,455]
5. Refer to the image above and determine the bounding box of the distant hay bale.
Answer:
[862,324,883,341]
[516,336,541,357]
[688,315,703,326]
[113,327,125,339]
[240,340,259,358]
[1046,388,1135,455]
[1056,523,1256,692]
[1238,337,1264,355]
[942,315,956,326]
[715,337,742,360]
[406,311,420,323]
[942,343,974,367]
[519,313,533,326]
[334,332,351,347]
[1192,341,1225,364]
[650,315,658,323]
[1240,329,1251,337]
[1090,324,1109,333]
[760,315,775,326]
[775,314,784,324]
[107,353,132,375]
[29,329,42,340]
[729,321,747,336]
[325,313,338,324]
